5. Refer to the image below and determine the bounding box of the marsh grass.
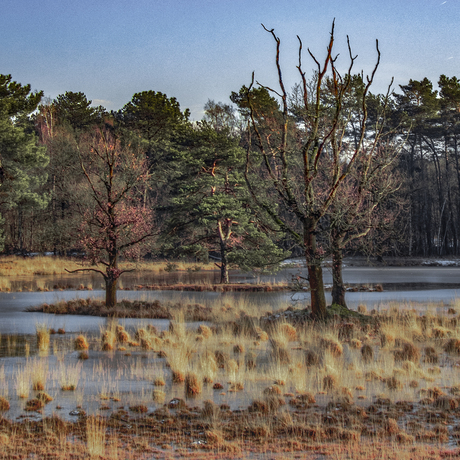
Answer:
[59,362,82,391]
[36,323,50,353]
[0,255,216,277]
[31,358,48,391]
[86,416,106,458]
[7,300,460,457]
[15,365,30,398]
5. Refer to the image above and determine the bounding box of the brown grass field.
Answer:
[0,256,217,278]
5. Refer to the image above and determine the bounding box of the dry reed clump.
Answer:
[393,339,420,363]
[269,339,291,364]
[0,396,9,411]
[304,349,320,367]
[245,351,257,370]
[86,416,105,458]
[200,352,218,383]
[74,334,89,350]
[0,433,9,446]
[386,376,403,390]
[256,329,269,342]
[431,326,451,338]
[350,338,362,349]
[197,324,212,338]
[380,331,396,348]
[101,330,116,351]
[167,345,190,383]
[36,391,53,404]
[357,304,367,314]
[280,323,297,341]
[25,398,45,411]
[185,372,202,397]
[443,338,460,354]
[36,324,50,352]
[214,350,230,369]
[153,376,165,386]
[233,344,245,354]
[153,389,166,403]
[201,400,221,420]
[172,369,185,384]
[423,346,439,363]
[116,325,130,343]
[129,404,148,413]
[319,336,343,357]
[169,317,186,337]
[248,394,285,414]
[433,396,459,411]
[263,385,282,396]
[323,374,338,392]
[31,360,47,391]
[59,362,81,391]
[361,344,374,363]
[338,322,355,340]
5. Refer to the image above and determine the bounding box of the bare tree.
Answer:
[67,127,155,307]
[242,21,384,318]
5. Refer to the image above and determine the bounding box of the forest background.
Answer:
[2,25,460,317]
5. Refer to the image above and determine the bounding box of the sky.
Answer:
[1,0,459,120]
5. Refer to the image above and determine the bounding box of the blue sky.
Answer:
[1,0,459,119]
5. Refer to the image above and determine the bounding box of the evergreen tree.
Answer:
[168,121,287,283]
[0,75,49,252]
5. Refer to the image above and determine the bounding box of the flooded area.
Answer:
[1,263,460,424]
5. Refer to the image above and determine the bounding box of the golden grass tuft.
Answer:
[444,338,460,354]
[101,330,116,351]
[323,374,338,392]
[25,398,44,411]
[197,324,212,338]
[269,339,291,364]
[0,396,10,411]
[280,323,297,341]
[116,326,130,343]
[74,334,89,351]
[185,372,202,397]
[36,324,50,352]
[350,338,362,349]
[36,391,53,404]
[394,339,420,363]
[86,416,105,458]
[0,433,9,446]
[319,336,343,357]
[172,370,185,384]
[361,344,374,363]
[152,389,166,403]
[304,349,320,367]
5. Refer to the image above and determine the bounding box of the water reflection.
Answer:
[0,286,459,335]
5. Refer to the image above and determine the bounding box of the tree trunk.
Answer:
[105,276,117,308]
[304,225,326,318]
[331,244,347,308]
[219,241,229,284]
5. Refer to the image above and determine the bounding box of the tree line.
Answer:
[2,24,460,315]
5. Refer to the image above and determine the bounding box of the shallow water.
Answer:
[1,282,460,335]
[1,265,460,423]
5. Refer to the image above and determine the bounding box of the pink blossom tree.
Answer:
[68,127,155,307]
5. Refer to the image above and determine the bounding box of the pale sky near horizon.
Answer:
[1,0,459,120]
